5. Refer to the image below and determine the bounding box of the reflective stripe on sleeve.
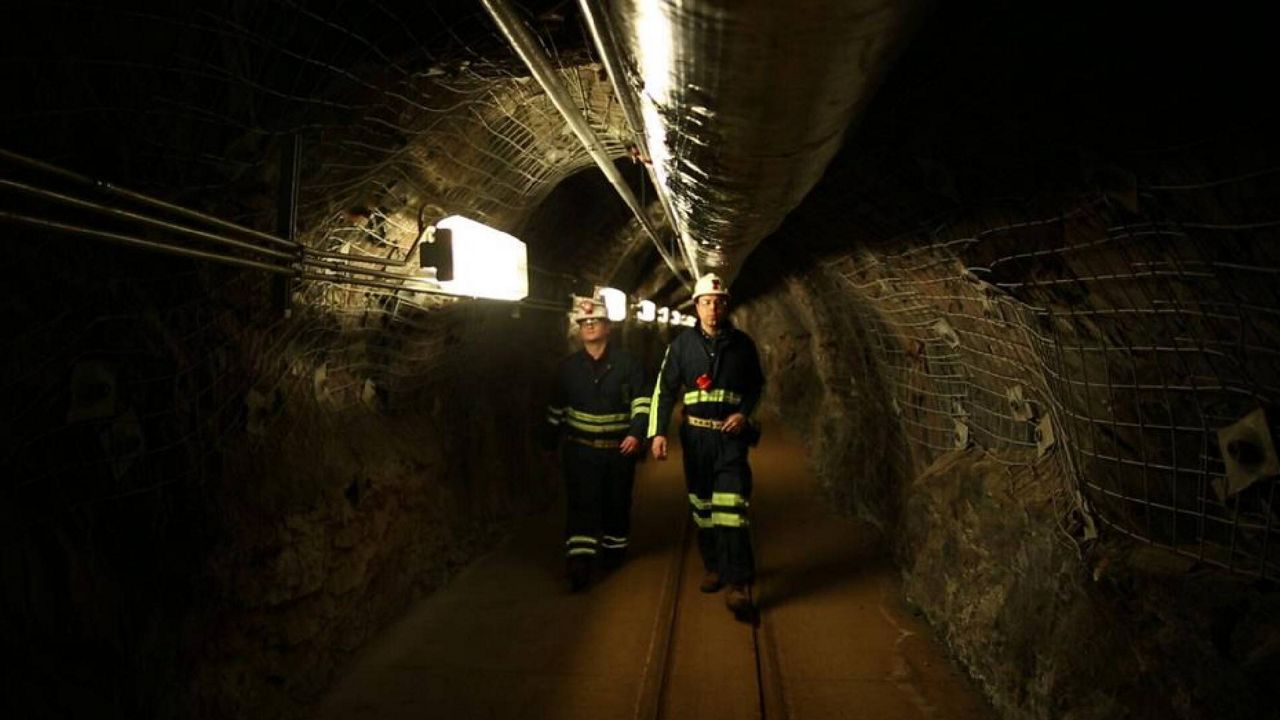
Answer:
[630,397,651,418]
[601,535,629,549]
[547,405,566,425]
[692,513,714,528]
[647,347,671,438]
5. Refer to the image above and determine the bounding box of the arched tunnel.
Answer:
[3,2,1280,718]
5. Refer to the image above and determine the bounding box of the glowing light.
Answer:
[634,1,673,103]
[637,300,657,322]
[670,310,683,325]
[432,215,528,301]
[597,287,628,322]
[681,315,695,327]
[657,306,669,324]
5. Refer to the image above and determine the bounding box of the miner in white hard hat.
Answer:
[647,273,765,620]
[542,294,650,592]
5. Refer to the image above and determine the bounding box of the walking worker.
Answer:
[648,273,765,620]
[543,295,650,592]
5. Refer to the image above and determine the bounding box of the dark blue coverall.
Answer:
[647,323,765,586]
[543,346,650,561]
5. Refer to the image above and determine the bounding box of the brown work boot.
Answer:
[725,584,754,621]
[699,570,724,593]
[567,556,592,593]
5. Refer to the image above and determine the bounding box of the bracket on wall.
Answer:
[1007,385,1036,422]
[931,317,961,349]
[1036,415,1056,457]
[953,419,971,449]
[418,227,454,281]
[1216,407,1279,498]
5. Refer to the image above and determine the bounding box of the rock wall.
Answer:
[730,5,1280,716]
[733,167,1280,720]
[0,241,565,719]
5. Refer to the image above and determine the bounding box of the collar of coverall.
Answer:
[580,342,610,364]
[697,320,734,341]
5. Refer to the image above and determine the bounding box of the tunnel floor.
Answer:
[313,424,992,719]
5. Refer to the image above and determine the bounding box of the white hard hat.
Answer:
[569,295,609,322]
[693,273,730,299]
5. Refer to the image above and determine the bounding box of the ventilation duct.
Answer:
[600,0,924,280]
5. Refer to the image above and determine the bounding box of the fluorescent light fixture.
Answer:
[657,306,669,324]
[637,300,656,322]
[670,310,683,325]
[429,215,528,301]
[598,287,628,322]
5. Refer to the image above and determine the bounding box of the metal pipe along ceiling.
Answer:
[601,0,924,280]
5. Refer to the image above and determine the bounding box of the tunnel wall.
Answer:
[0,0,673,703]
[729,6,1280,716]
[0,235,570,718]
[735,141,1280,719]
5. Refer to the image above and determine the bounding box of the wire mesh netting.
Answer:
[0,2,649,517]
[826,159,1280,577]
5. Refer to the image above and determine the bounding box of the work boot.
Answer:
[725,584,754,621]
[699,570,724,594]
[567,556,592,593]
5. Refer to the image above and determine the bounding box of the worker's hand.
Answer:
[651,435,668,460]
[619,436,641,456]
[722,413,748,435]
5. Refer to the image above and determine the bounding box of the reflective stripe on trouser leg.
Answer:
[566,535,598,557]
[564,441,636,558]
[711,491,750,528]
[688,493,713,528]
[563,443,603,558]
[680,423,756,585]
[681,424,719,573]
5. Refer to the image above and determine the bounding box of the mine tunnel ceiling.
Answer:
[1,1,1276,307]
[0,0,953,309]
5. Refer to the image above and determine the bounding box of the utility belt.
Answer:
[684,415,725,430]
[684,414,762,446]
[566,435,622,450]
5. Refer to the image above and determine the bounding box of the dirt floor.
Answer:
[312,423,992,719]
